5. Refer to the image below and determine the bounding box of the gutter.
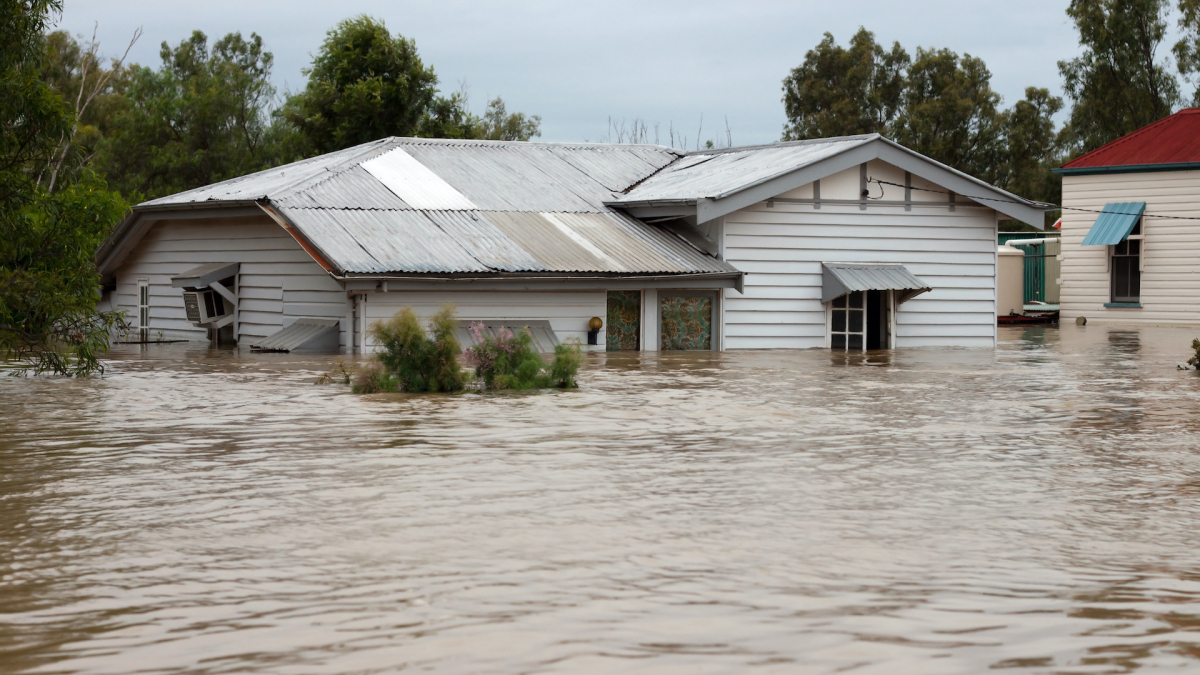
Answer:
[1053,161,1200,176]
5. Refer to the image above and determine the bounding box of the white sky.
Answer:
[53,0,1193,147]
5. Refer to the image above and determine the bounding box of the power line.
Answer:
[867,178,1200,222]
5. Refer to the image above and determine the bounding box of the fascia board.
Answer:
[872,140,1046,228]
[693,137,1047,229]
[695,142,881,223]
[341,273,743,293]
[97,203,267,277]
[617,204,698,219]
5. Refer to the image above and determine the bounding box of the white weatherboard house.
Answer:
[1056,108,1200,326]
[96,135,1046,353]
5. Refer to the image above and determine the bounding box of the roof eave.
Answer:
[1054,161,1200,175]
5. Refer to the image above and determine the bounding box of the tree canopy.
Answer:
[89,30,296,201]
[1,0,129,375]
[781,29,1063,209]
[281,16,540,154]
[1059,0,1180,154]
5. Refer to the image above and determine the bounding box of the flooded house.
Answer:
[1056,108,1200,326]
[95,135,1046,353]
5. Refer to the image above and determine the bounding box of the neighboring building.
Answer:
[96,134,1045,353]
[1056,108,1200,326]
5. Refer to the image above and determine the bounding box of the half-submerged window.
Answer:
[830,291,865,351]
[1111,220,1141,303]
[137,278,150,341]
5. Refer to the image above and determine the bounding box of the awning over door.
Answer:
[250,318,340,352]
[1080,202,1145,246]
[821,262,932,304]
[170,262,240,288]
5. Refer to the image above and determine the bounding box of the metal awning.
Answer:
[250,318,340,352]
[453,320,560,354]
[1080,202,1145,246]
[171,262,240,288]
[821,263,932,304]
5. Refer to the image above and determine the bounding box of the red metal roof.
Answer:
[1061,108,1200,169]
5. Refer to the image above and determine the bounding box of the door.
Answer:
[606,290,640,351]
[659,292,715,350]
[830,290,891,351]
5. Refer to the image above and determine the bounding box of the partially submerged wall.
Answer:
[721,160,999,348]
[111,215,349,344]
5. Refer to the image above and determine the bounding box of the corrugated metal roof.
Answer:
[135,137,740,278]
[1080,202,1146,246]
[250,318,340,352]
[142,140,395,206]
[361,148,478,209]
[613,136,874,204]
[821,263,932,304]
[1062,109,1200,170]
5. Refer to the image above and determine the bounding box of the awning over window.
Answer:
[1080,202,1145,246]
[170,262,240,288]
[821,263,932,305]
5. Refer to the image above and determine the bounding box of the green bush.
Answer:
[464,322,582,390]
[356,305,466,393]
[1189,338,1200,369]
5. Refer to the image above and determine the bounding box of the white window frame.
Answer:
[137,278,149,342]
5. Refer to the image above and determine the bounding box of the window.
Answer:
[137,278,149,341]
[830,291,865,351]
[1111,220,1141,303]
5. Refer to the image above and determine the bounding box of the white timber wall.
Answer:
[722,160,999,348]
[359,290,605,353]
[112,216,350,343]
[1060,171,1200,325]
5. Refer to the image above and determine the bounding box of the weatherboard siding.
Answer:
[722,164,998,348]
[1060,171,1200,325]
[111,216,349,343]
[360,291,606,353]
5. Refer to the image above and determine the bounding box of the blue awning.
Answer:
[1080,202,1145,246]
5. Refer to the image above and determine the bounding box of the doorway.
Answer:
[606,290,641,350]
[830,290,891,351]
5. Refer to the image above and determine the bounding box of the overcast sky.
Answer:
[52,1,1191,147]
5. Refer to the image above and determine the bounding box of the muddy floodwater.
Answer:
[5,325,1200,674]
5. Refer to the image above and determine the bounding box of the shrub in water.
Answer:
[1189,338,1200,369]
[464,322,582,390]
[356,305,467,393]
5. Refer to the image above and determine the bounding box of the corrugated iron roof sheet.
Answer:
[613,136,875,204]
[1080,202,1146,246]
[1062,109,1200,169]
[250,318,340,352]
[136,137,740,278]
[821,262,932,304]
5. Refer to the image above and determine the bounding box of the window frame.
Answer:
[137,278,150,341]
[1109,219,1142,304]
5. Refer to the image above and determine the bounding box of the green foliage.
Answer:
[549,340,584,389]
[281,15,438,154]
[1059,0,1180,155]
[362,305,466,393]
[464,322,582,390]
[1176,0,1200,103]
[416,93,541,141]
[89,30,297,200]
[282,16,539,152]
[1,1,130,376]
[782,28,908,140]
[892,48,1004,183]
[781,28,1065,207]
[1,171,130,376]
[1188,338,1200,368]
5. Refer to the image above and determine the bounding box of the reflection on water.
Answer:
[4,324,1200,674]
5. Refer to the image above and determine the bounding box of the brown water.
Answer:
[4,324,1200,674]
